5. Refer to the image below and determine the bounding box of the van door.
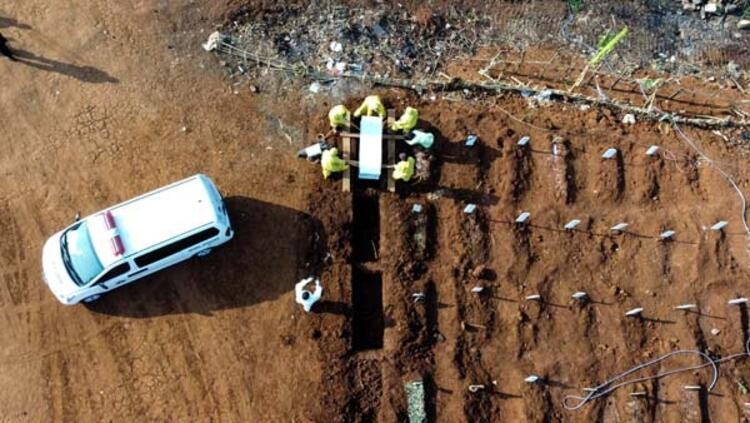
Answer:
[132,227,220,274]
[88,262,132,294]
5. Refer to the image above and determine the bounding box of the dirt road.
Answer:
[0,1,334,421]
[2,1,750,422]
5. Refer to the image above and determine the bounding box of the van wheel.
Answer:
[82,294,101,303]
[196,248,213,257]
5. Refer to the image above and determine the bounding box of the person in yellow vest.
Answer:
[328,105,350,132]
[390,107,418,132]
[321,147,348,178]
[393,153,416,182]
[353,95,386,118]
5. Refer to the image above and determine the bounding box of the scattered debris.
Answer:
[221,4,491,79]
[329,41,343,53]
[202,31,225,52]
[468,384,485,393]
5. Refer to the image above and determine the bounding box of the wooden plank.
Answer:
[386,108,396,192]
[342,114,351,192]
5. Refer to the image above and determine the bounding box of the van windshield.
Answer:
[60,222,104,286]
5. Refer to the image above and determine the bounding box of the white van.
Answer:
[42,174,233,305]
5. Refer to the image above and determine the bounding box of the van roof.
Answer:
[88,174,222,267]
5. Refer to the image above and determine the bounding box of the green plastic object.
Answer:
[590,27,628,66]
[405,379,426,423]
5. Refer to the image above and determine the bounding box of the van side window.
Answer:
[97,262,131,284]
[134,227,220,268]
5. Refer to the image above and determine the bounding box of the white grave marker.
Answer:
[711,221,728,231]
[572,291,588,300]
[412,204,423,214]
[518,136,530,146]
[471,286,484,294]
[645,145,659,156]
[625,307,643,317]
[463,204,477,214]
[610,223,628,232]
[516,212,530,224]
[526,294,542,301]
[660,230,675,240]
[524,375,540,383]
[465,135,478,147]
[674,304,697,310]
[728,298,749,305]
[683,385,702,391]
[564,219,581,230]
[602,148,618,159]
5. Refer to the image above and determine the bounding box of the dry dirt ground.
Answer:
[1,1,750,422]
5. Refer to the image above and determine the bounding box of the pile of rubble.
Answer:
[678,0,750,29]
[220,3,490,80]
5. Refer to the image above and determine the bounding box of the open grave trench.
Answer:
[308,95,750,422]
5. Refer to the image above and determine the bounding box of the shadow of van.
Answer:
[85,196,326,317]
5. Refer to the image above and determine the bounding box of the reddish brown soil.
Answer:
[1,1,750,423]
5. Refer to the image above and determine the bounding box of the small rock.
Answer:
[371,24,388,38]
[308,82,320,93]
[704,3,719,14]
[739,19,750,30]
[711,328,720,336]
[622,114,636,125]
[248,84,258,93]
[329,41,343,52]
[727,61,741,79]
